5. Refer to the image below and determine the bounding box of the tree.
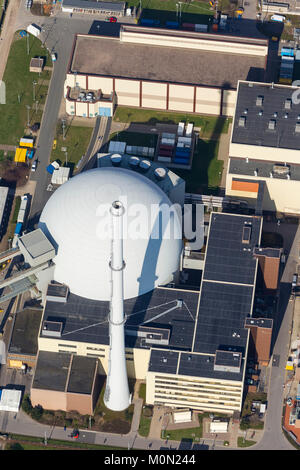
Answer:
[31,405,43,421]
[21,394,33,414]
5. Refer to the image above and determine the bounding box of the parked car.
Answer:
[246,378,254,385]
[292,273,298,288]
[70,429,79,439]
[31,160,37,172]
[51,52,57,62]
[106,16,117,22]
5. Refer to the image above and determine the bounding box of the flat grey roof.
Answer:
[178,352,243,382]
[203,213,261,285]
[32,351,71,392]
[67,355,97,394]
[232,81,300,149]
[19,229,55,259]
[8,308,42,356]
[70,35,266,88]
[32,351,98,394]
[42,287,199,350]
[193,213,261,356]
[229,157,300,182]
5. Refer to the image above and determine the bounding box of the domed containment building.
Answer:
[6,154,268,416]
[38,167,182,301]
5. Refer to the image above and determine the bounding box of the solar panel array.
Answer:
[204,213,261,285]
[193,282,253,354]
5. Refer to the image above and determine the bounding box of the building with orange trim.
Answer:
[226,80,300,214]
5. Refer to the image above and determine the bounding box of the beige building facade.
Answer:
[64,29,268,118]
[226,81,300,214]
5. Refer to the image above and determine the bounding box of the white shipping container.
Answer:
[158,156,171,163]
[178,122,185,136]
[26,23,41,37]
[161,138,175,145]
[195,24,208,32]
[185,123,194,137]
[178,136,192,145]
[162,133,176,139]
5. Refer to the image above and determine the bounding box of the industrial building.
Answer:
[64,27,269,118]
[61,0,125,16]
[0,155,275,416]
[226,80,300,214]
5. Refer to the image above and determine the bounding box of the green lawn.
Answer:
[51,124,93,169]
[161,414,204,442]
[128,0,213,24]
[175,138,222,194]
[6,434,126,451]
[138,383,146,401]
[114,107,230,139]
[0,31,52,145]
[138,414,152,437]
[109,130,158,149]
[93,380,135,434]
[237,437,256,448]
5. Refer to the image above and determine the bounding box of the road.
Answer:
[12,8,133,227]
[250,220,300,450]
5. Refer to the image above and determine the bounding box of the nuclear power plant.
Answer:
[0,152,275,416]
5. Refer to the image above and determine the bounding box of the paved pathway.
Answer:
[217,122,232,190]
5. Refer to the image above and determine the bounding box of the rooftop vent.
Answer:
[285,98,292,110]
[295,122,300,133]
[284,113,289,119]
[268,119,276,130]
[154,167,166,181]
[238,116,246,127]
[273,112,278,118]
[273,164,290,175]
[242,222,252,244]
[256,95,264,106]
[244,109,248,114]
[258,110,263,116]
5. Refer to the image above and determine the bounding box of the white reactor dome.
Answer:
[39,167,182,301]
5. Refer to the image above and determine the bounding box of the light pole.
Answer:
[62,118,66,140]
[32,80,37,102]
[26,105,31,127]
[26,32,29,55]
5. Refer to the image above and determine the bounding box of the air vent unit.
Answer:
[256,95,264,106]
[238,116,246,127]
[268,119,276,130]
[295,122,300,133]
[273,164,290,175]
[284,98,292,110]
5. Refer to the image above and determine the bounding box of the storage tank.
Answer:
[110,153,123,166]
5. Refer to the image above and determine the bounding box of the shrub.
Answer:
[31,405,43,421]
[21,394,33,414]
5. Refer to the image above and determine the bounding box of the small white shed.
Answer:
[210,419,229,433]
[0,389,22,412]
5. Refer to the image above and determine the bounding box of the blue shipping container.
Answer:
[46,164,55,174]
[140,19,160,26]
[281,47,294,57]
[165,21,179,28]
[15,222,23,235]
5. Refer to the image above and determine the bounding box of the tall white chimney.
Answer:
[104,201,131,411]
